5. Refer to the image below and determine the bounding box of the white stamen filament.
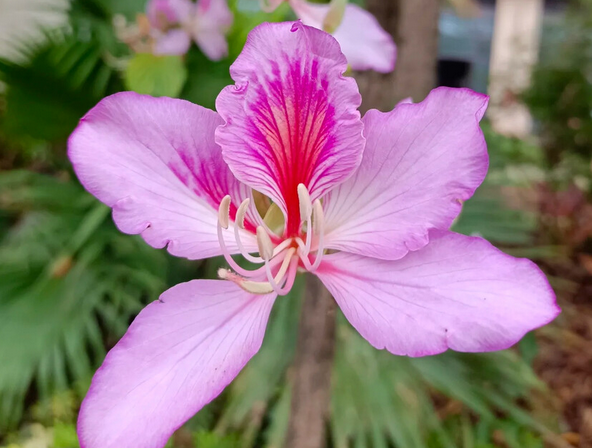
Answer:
[221,248,297,295]
[234,199,264,263]
[265,248,297,296]
[311,199,325,271]
[216,189,327,295]
[298,184,313,254]
[256,226,274,261]
[294,237,314,271]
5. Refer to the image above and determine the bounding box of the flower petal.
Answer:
[316,231,559,357]
[68,92,257,260]
[289,0,396,73]
[323,87,489,260]
[332,4,396,73]
[192,0,233,60]
[147,0,194,27]
[153,29,192,55]
[216,21,364,236]
[78,280,276,448]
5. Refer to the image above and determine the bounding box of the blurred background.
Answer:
[0,0,591,447]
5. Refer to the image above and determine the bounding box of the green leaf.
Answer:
[124,53,188,98]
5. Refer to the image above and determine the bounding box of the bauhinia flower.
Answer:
[146,0,233,58]
[261,0,396,72]
[69,21,558,448]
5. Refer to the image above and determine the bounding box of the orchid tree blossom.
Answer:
[146,0,233,58]
[261,0,396,73]
[69,21,558,448]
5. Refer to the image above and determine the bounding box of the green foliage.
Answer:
[125,53,188,97]
[0,171,170,430]
[453,123,544,246]
[0,35,120,142]
[523,0,592,173]
[329,318,557,448]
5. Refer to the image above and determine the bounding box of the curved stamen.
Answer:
[222,248,295,295]
[311,200,326,271]
[272,238,294,257]
[256,226,274,261]
[298,184,313,254]
[265,248,297,296]
[278,256,299,294]
[217,196,266,277]
[294,237,314,271]
[234,198,264,263]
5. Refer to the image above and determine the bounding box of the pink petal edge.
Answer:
[78,280,276,448]
[316,230,560,357]
[215,21,364,236]
[323,87,489,260]
[68,92,257,260]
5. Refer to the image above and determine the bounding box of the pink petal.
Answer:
[288,0,395,73]
[68,92,257,260]
[323,87,489,260]
[316,231,559,357]
[192,0,233,60]
[147,0,194,28]
[216,21,364,237]
[78,280,276,448]
[332,4,396,73]
[153,29,192,55]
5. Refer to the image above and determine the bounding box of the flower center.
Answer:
[216,184,326,295]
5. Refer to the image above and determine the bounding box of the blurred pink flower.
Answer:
[262,0,396,72]
[147,0,233,59]
[69,21,558,448]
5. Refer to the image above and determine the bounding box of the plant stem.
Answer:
[284,274,336,448]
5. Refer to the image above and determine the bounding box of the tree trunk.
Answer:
[356,0,441,112]
[284,275,336,448]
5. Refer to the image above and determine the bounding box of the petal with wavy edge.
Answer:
[216,21,364,236]
[323,87,489,260]
[77,280,276,448]
[332,4,396,73]
[316,231,560,357]
[68,92,257,260]
[289,0,396,73]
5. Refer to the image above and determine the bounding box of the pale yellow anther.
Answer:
[236,198,250,230]
[313,200,324,235]
[256,226,274,261]
[297,183,312,221]
[218,195,231,229]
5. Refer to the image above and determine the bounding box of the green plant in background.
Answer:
[523,0,592,189]
[0,171,174,429]
[0,0,567,447]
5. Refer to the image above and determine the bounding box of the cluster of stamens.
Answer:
[216,184,326,295]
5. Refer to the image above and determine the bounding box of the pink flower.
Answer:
[69,22,558,448]
[146,0,233,59]
[262,0,396,73]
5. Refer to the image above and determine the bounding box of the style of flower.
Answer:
[69,21,559,448]
[261,0,396,73]
[146,0,233,58]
